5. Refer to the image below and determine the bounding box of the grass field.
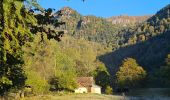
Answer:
[3,93,170,100]
[24,94,124,100]
[24,94,170,100]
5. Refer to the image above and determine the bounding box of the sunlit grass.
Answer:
[23,94,170,100]
[24,93,124,100]
[2,93,170,100]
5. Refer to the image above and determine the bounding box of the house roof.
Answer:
[76,77,94,87]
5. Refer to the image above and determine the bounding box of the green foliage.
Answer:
[55,7,126,49]
[122,5,170,45]
[0,0,169,96]
[116,58,146,88]
[0,0,37,94]
[32,8,65,41]
[0,0,65,94]
[93,62,111,90]
[160,54,170,87]
[23,33,57,94]
[100,4,170,88]
[49,35,111,91]
[51,47,77,91]
[0,0,36,61]
[25,71,49,94]
[23,33,77,93]
[119,5,170,86]
[0,77,12,90]
[59,35,111,76]
[105,86,113,95]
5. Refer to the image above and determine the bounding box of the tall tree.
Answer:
[0,0,37,94]
[49,47,77,91]
[93,62,110,91]
[0,0,66,94]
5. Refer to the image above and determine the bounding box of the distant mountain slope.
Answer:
[55,7,81,35]
[53,5,170,87]
[122,4,170,46]
[106,15,151,27]
[148,4,170,22]
[54,7,148,49]
[99,4,170,87]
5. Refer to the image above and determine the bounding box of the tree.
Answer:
[49,47,77,91]
[0,0,37,94]
[32,8,65,41]
[93,62,110,91]
[0,0,37,61]
[148,26,155,33]
[22,33,57,94]
[116,58,146,88]
[58,35,103,77]
[159,25,165,33]
[0,0,65,94]
[161,54,170,87]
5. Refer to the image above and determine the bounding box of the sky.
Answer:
[39,0,170,18]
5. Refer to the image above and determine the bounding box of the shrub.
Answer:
[105,86,113,95]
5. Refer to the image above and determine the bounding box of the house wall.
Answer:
[91,87,101,94]
[75,87,87,93]
[87,87,92,92]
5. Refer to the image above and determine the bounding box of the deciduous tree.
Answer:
[116,58,146,88]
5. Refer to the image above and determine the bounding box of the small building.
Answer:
[75,77,101,94]
[91,84,101,94]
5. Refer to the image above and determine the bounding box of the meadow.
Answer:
[23,93,170,100]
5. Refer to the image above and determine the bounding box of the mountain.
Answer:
[54,7,81,34]
[106,15,151,27]
[99,4,170,87]
[54,7,147,49]
[148,4,170,22]
[122,4,170,45]
[54,5,170,87]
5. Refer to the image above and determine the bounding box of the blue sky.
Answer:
[39,0,170,18]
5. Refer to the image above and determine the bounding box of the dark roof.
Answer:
[76,77,94,87]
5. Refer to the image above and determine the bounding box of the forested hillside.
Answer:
[55,7,139,49]
[122,4,170,45]
[52,5,170,87]
[99,4,170,87]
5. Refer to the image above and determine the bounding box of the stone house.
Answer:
[74,77,101,94]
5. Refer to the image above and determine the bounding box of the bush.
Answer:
[105,86,113,95]
[25,71,50,94]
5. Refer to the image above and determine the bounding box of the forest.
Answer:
[0,0,170,99]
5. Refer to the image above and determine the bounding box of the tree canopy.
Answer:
[116,58,146,88]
